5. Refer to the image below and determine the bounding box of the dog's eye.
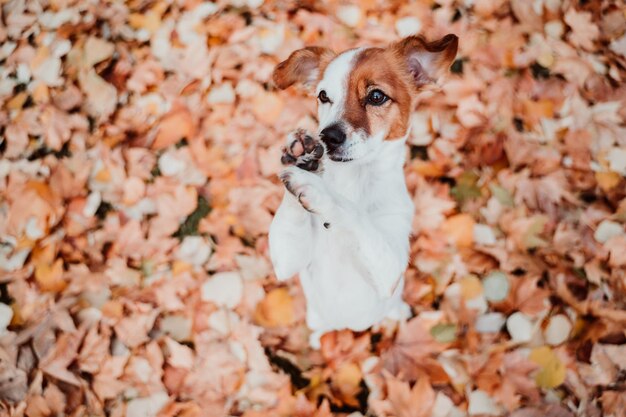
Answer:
[367,89,388,106]
[318,90,330,104]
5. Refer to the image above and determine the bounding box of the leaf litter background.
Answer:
[1,0,626,416]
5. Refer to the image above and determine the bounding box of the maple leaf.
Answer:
[564,9,599,50]
[382,315,450,383]
[385,373,435,417]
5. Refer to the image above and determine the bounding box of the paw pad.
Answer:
[281,129,325,172]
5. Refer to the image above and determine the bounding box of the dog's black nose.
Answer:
[320,125,346,150]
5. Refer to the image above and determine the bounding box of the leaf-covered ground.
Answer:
[1,1,625,416]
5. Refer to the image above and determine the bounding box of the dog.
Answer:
[269,34,458,347]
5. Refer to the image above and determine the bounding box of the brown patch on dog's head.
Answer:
[273,47,336,90]
[343,48,413,140]
[340,34,457,141]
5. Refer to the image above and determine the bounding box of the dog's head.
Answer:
[273,35,458,162]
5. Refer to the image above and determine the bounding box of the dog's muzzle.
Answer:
[320,124,351,161]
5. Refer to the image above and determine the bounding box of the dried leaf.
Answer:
[529,346,566,389]
[254,287,295,327]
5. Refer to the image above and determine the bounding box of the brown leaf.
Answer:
[383,315,449,382]
[152,105,196,150]
[386,373,435,417]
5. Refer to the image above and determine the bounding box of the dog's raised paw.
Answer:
[281,128,325,172]
[279,166,332,214]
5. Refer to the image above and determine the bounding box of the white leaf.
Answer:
[207,82,236,104]
[544,314,572,346]
[208,309,240,335]
[176,236,212,266]
[607,147,626,175]
[610,34,626,57]
[336,5,362,27]
[594,220,624,244]
[506,312,534,343]
[160,315,192,341]
[201,272,243,308]
[395,17,422,37]
[468,390,502,415]
[0,303,13,334]
[483,271,510,301]
[476,312,506,333]
[126,391,169,417]
[473,224,497,245]
[83,37,115,67]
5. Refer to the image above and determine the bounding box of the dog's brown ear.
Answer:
[392,34,458,87]
[273,47,335,90]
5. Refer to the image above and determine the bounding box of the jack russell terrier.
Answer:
[269,34,459,347]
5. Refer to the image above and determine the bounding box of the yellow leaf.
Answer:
[441,214,475,247]
[35,259,66,293]
[7,92,28,110]
[16,236,36,251]
[411,160,444,177]
[333,362,362,406]
[529,346,566,389]
[31,243,56,265]
[596,171,621,192]
[128,3,165,33]
[171,261,191,276]
[32,82,50,104]
[94,168,111,182]
[523,215,549,249]
[10,303,24,327]
[460,275,483,300]
[254,288,295,327]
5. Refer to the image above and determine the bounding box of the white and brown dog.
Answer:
[269,34,458,347]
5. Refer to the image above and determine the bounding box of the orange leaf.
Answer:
[332,362,362,407]
[386,373,435,417]
[254,288,295,327]
[596,171,621,192]
[153,106,196,150]
[522,99,554,124]
[35,259,66,293]
[441,214,475,247]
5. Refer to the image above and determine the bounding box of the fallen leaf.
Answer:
[34,259,66,293]
[254,287,295,327]
[529,346,566,389]
[386,373,436,417]
[442,214,475,247]
[153,106,196,150]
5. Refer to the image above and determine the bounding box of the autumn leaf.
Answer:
[529,346,566,389]
[386,373,435,417]
[331,362,362,408]
[383,315,450,382]
[441,214,475,248]
[153,106,196,150]
[35,259,66,293]
[450,171,481,205]
[430,323,457,343]
[254,288,295,327]
[564,9,599,50]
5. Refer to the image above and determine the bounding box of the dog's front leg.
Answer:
[269,130,324,281]
[269,192,313,281]
[280,167,410,298]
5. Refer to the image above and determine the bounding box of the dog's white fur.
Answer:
[269,50,414,347]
